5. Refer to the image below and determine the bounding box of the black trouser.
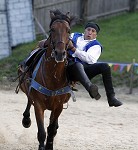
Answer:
[67,62,115,97]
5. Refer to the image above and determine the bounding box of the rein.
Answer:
[43,34,70,66]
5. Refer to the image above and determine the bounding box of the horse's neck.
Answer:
[46,61,67,82]
[47,62,67,89]
[36,53,68,90]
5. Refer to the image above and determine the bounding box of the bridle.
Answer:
[48,19,71,63]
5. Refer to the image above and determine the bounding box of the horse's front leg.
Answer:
[46,105,63,150]
[34,103,46,150]
[22,98,31,128]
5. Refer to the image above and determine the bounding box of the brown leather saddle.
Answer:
[25,39,48,67]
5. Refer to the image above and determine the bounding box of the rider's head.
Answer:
[84,22,100,40]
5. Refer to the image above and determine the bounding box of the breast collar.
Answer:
[29,54,76,102]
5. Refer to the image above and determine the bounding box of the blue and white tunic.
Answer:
[69,32,102,64]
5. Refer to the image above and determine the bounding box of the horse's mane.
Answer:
[50,10,71,27]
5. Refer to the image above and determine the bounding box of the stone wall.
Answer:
[8,0,36,47]
[0,0,11,59]
[0,0,36,59]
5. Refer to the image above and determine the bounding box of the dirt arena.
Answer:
[0,84,138,150]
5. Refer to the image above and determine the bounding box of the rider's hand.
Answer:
[68,40,76,52]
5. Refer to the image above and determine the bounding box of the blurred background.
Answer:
[0,0,138,90]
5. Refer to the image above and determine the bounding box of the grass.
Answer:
[0,11,138,86]
[72,12,138,63]
[0,41,37,81]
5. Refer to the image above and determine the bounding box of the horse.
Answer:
[17,10,75,150]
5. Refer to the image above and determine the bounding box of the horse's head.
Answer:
[49,10,73,63]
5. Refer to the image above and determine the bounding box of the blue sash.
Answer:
[68,32,102,64]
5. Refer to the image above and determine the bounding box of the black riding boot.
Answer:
[102,66,123,107]
[67,62,101,100]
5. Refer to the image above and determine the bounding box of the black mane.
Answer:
[50,10,70,27]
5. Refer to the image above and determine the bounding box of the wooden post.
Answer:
[32,0,48,38]
[129,59,135,94]
[129,0,137,12]
[34,16,49,38]
[80,0,88,23]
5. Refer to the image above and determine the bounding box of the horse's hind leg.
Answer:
[46,105,63,150]
[22,98,31,128]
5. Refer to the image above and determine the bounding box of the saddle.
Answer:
[17,39,48,82]
[25,39,49,67]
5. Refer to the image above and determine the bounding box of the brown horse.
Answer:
[18,10,75,150]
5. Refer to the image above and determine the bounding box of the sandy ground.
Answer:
[0,83,138,150]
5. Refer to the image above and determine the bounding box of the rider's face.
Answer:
[84,27,97,40]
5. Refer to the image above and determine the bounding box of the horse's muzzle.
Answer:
[51,49,66,63]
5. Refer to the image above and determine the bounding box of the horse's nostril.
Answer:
[63,51,66,56]
[55,51,58,56]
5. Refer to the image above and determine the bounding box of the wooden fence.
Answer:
[33,0,80,36]
[33,0,138,35]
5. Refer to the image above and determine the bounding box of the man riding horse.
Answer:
[17,9,122,150]
[22,10,122,108]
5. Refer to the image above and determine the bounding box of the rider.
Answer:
[67,22,123,107]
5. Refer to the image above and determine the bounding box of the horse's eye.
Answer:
[50,28,55,33]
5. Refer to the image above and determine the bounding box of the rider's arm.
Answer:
[72,45,101,64]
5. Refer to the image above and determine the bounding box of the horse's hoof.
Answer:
[38,147,45,150]
[38,145,45,150]
[22,117,31,128]
[45,142,53,150]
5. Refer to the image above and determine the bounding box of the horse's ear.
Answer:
[50,10,55,19]
[66,12,70,18]
[70,16,78,27]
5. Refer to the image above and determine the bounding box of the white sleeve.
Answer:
[72,45,102,64]
[70,33,74,39]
